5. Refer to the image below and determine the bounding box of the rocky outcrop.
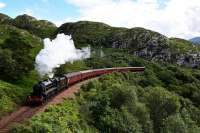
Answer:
[107,28,171,61]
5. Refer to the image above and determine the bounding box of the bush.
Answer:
[161,114,188,133]
[0,95,14,116]
[144,87,180,133]
[0,31,42,82]
[11,100,94,133]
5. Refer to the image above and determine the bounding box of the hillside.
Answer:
[0,13,12,25]
[13,14,57,39]
[57,21,200,67]
[0,13,57,39]
[12,51,200,133]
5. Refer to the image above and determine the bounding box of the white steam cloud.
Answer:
[35,33,90,77]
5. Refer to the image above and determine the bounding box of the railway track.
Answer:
[0,79,92,133]
[0,106,40,133]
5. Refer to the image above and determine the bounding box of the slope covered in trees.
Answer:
[11,51,200,133]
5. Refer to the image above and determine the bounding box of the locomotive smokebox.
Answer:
[26,95,44,106]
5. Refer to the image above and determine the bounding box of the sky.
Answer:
[0,0,200,39]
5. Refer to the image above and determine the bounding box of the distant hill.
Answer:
[0,13,57,38]
[190,37,200,44]
[56,21,167,48]
[13,14,57,39]
[0,13,12,24]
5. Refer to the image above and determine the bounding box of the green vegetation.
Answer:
[0,80,29,117]
[12,51,200,133]
[0,21,43,116]
[56,21,126,47]
[0,27,42,82]
[56,21,167,49]
[11,100,97,133]
[13,14,57,39]
[0,13,12,25]
[55,60,89,76]
[57,21,200,55]
[169,38,200,54]
[0,13,57,39]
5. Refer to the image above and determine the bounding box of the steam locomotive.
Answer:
[27,67,145,105]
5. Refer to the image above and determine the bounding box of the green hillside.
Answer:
[0,13,12,25]
[0,13,57,39]
[56,21,200,67]
[13,14,57,39]
[56,21,126,47]
[169,38,200,54]
[11,51,200,133]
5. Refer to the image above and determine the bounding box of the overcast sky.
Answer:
[0,0,200,39]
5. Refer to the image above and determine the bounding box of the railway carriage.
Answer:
[64,72,82,86]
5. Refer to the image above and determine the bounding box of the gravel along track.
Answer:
[0,79,95,133]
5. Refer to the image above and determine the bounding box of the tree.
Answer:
[161,114,188,133]
[0,31,41,81]
[144,87,180,133]
[0,48,16,81]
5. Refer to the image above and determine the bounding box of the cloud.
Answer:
[0,2,6,8]
[23,9,34,16]
[65,0,200,39]
[20,8,41,19]
[53,17,77,27]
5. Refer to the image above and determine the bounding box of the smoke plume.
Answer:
[35,33,90,77]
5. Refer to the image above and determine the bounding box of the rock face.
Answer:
[57,21,200,67]
[108,28,171,61]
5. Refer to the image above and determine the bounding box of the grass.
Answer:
[0,80,29,117]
